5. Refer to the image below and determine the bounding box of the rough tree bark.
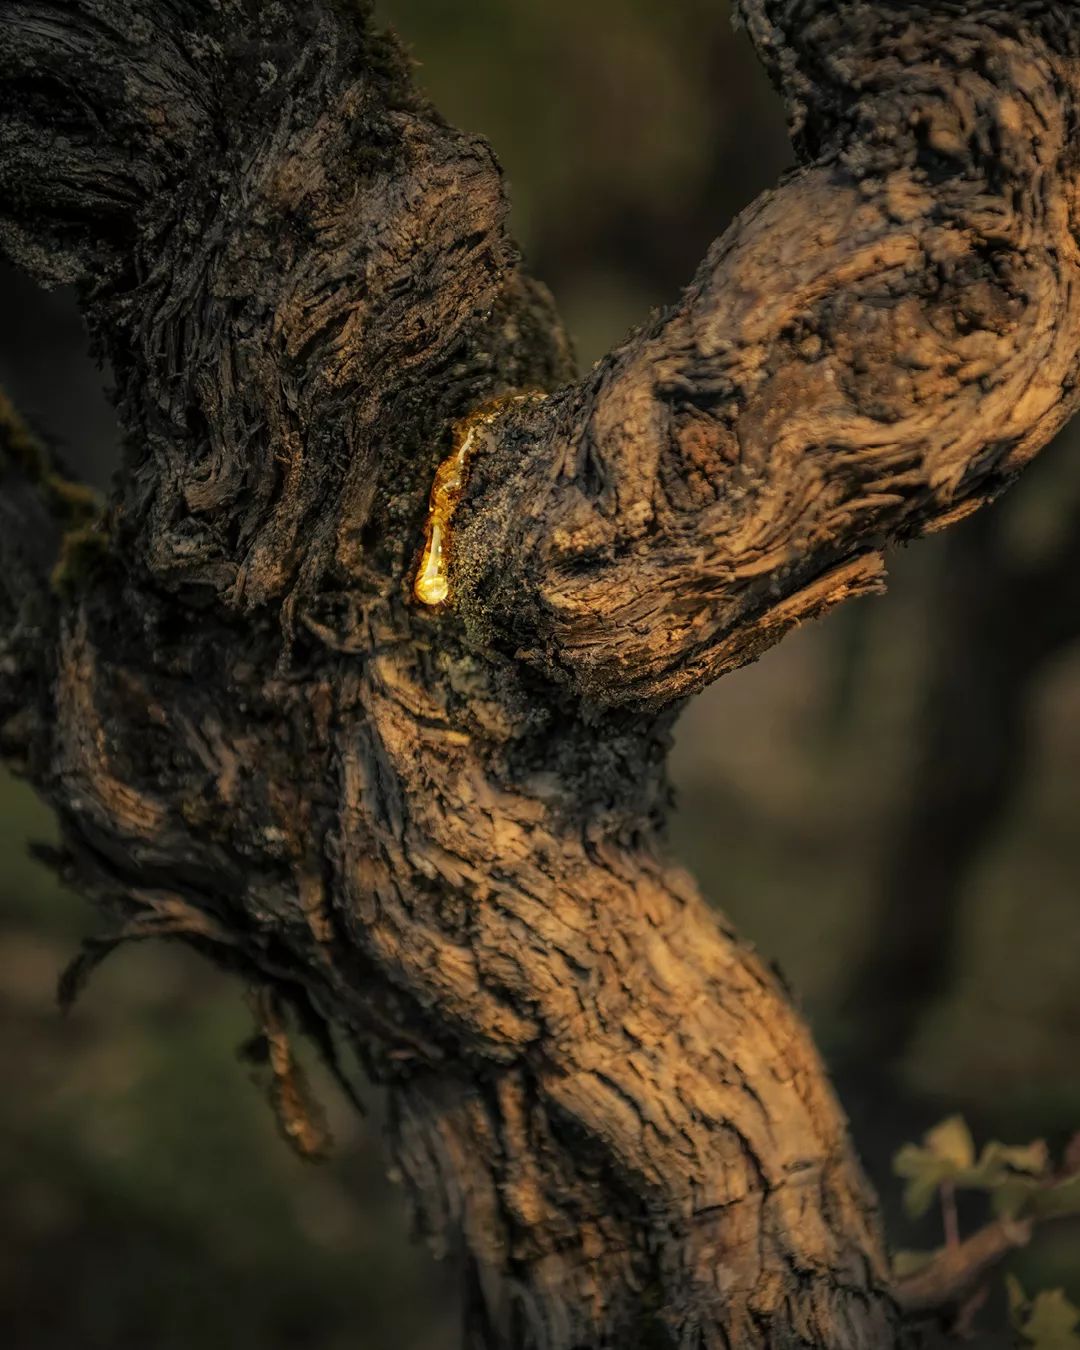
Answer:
[2,2,1079,1347]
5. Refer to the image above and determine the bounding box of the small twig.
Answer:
[952,1281,990,1341]
[895,1218,1033,1317]
[941,1179,960,1252]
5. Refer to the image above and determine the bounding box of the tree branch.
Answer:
[0,386,98,772]
[894,1217,1033,1318]
[0,0,573,611]
[451,5,1080,708]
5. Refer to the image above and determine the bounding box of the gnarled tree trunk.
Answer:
[2,3,1079,1347]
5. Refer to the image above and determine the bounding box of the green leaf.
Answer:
[1023,1288,1080,1350]
[991,1176,1043,1221]
[925,1116,976,1170]
[892,1121,1056,1220]
[1009,1280,1080,1350]
[963,1138,1048,1217]
[893,1117,976,1218]
[893,1143,951,1218]
[979,1139,1050,1178]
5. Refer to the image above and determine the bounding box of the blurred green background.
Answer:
[2,2,1079,1345]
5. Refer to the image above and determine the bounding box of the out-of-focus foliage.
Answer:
[1009,1278,1080,1350]
[385,0,788,363]
[893,1116,1058,1222]
[890,1117,1080,1314]
[2,2,1080,1347]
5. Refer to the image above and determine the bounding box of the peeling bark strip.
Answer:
[1,3,1078,1348]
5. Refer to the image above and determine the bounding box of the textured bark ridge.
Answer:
[454,3,1080,708]
[2,3,1080,1348]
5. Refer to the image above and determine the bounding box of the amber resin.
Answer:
[413,391,545,607]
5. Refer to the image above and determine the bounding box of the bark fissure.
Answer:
[3,2,1079,1347]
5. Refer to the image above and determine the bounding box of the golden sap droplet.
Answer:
[412,390,546,608]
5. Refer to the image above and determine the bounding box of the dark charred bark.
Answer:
[2,3,1080,1347]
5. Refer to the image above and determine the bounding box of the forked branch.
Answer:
[450,5,1080,709]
